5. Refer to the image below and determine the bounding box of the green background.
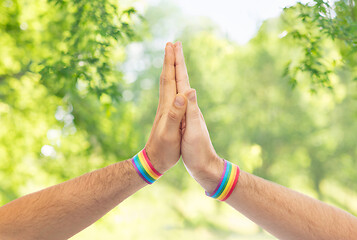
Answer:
[0,0,356,239]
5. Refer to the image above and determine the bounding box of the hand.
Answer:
[173,42,224,193]
[145,43,188,173]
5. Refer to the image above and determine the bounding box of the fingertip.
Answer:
[173,42,185,66]
[173,42,181,57]
[174,41,182,48]
[165,42,174,54]
[164,42,175,63]
[185,89,197,102]
[174,93,187,107]
[166,42,174,49]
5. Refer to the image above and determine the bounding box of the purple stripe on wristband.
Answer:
[131,158,152,185]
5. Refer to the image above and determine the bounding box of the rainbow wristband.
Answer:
[131,148,163,184]
[206,160,240,201]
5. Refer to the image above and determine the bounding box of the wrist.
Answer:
[144,145,171,174]
[147,154,170,174]
[190,154,225,194]
[131,148,164,184]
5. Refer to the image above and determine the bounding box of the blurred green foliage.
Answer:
[0,0,143,203]
[283,0,357,90]
[0,0,357,239]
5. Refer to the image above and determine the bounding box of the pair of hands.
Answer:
[145,42,224,193]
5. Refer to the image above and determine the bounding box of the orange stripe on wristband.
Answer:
[131,148,163,184]
[206,160,240,201]
[217,166,237,201]
[138,151,160,180]
[221,169,239,201]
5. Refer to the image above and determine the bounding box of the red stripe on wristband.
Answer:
[220,166,240,201]
[142,148,162,177]
[206,160,240,201]
[131,148,163,184]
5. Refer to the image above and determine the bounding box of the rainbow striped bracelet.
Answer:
[206,160,240,201]
[131,148,163,184]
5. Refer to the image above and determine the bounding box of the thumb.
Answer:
[165,93,188,134]
[185,89,201,126]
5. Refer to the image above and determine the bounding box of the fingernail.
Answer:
[187,89,196,101]
[174,95,185,107]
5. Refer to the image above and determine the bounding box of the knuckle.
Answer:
[160,73,175,84]
[160,75,171,83]
[177,74,189,82]
[167,110,179,122]
[160,74,165,83]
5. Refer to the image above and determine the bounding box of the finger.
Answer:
[180,114,186,135]
[159,42,176,108]
[174,42,190,93]
[184,88,201,127]
[181,114,186,130]
[165,93,188,135]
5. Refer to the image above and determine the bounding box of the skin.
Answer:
[0,42,185,240]
[173,41,357,240]
[1,41,356,240]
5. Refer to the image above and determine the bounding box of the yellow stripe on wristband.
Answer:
[131,148,163,185]
[138,151,160,180]
[216,166,237,201]
[206,160,240,201]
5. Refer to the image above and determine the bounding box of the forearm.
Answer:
[227,171,357,239]
[173,40,357,239]
[195,162,357,239]
[0,42,183,240]
[0,159,146,240]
